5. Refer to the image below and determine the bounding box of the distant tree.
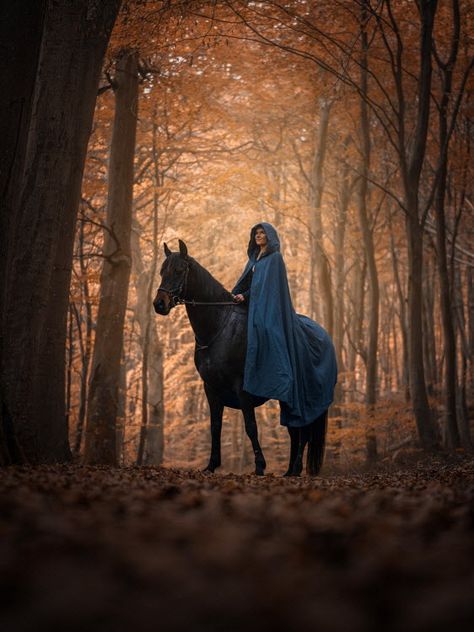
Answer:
[85,50,139,465]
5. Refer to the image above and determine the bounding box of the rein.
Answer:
[175,298,237,307]
[158,258,240,350]
[158,259,238,308]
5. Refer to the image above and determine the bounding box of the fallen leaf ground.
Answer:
[1,458,474,632]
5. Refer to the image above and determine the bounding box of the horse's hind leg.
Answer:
[203,383,224,473]
[239,391,266,476]
[306,411,328,476]
[290,427,310,476]
[284,427,299,477]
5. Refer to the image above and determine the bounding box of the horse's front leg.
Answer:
[203,383,224,473]
[239,391,266,476]
[291,426,310,476]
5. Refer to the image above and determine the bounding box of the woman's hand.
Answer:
[233,293,245,303]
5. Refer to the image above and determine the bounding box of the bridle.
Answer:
[157,260,190,309]
[158,259,237,308]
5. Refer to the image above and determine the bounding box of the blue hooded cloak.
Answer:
[232,222,337,428]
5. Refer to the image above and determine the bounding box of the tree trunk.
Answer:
[333,140,352,377]
[468,267,474,404]
[347,257,367,400]
[389,225,410,401]
[0,2,46,290]
[1,0,121,465]
[400,0,439,449]
[453,267,472,448]
[433,0,461,448]
[73,220,94,455]
[132,236,165,467]
[116,358,127,465]
[85,50,139,465]
[65,305,75,436]
[134,114,165,467]
[309,98,334,334]
[406,211,438,448]
[358,1,379,407]
[422,260,438,395]
[333,152,351,406]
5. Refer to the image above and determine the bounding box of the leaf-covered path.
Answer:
[1,460,474,631]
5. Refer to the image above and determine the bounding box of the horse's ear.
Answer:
[178,239,188,258]
[164,242,172,257]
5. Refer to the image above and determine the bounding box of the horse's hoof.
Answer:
[202,466,215,474]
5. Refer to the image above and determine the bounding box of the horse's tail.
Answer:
[306,411,328,476]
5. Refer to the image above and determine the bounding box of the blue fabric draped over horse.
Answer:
[233,222,337,428]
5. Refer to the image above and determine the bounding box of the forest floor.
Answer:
[1,456,474,632]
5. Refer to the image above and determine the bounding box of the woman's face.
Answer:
[255,227,267,248]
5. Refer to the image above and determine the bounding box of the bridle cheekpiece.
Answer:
[157,260,190,309]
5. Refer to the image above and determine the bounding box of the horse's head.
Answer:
[153,240,189,315]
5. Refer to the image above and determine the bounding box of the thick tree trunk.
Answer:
[0,3,47,466]
[309,98,333,334]
[84,50,139,465]
[1,0,121,465]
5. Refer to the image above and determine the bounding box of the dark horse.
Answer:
[153,240,327,476]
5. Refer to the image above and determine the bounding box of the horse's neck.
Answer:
[184,260,233,344]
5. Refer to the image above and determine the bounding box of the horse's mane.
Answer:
[188,256,233,300]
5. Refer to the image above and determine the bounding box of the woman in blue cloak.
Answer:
[232,222,337,429]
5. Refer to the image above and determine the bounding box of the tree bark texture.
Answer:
[453,268,472,448]
[0,2,46,282]
[433,0,461,448]
[422,260,438,394]
[389,226,410,401]
[468,267,474,403]
[333,143,352,377]
[132,231,165,467]
[85,50,139,465]
[1,0,121,465]
[332,141,353,406]
[347,258,367,400]
[72,220,94,455]
[400,0,439,449]
[358,1,380,407]
[0,2,47,465]
[309,98,334,335]
[406,212,438,448]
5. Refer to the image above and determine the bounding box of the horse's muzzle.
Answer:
[153,290,172,315]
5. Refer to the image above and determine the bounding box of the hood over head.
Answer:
[247,222,281,259]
